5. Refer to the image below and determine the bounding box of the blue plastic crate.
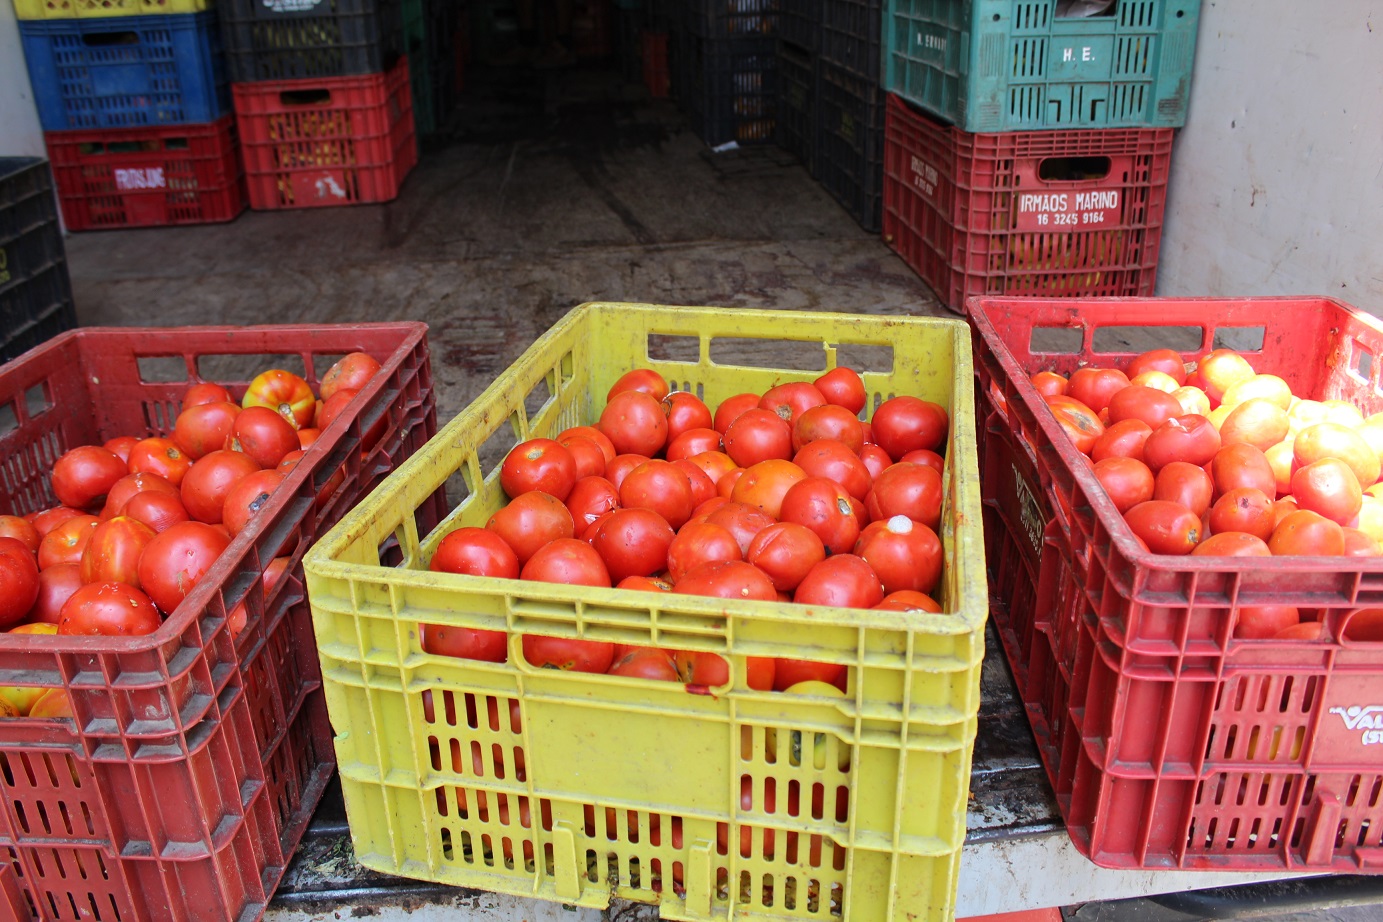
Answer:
[884,0,1201,131]
[20,12,230,131]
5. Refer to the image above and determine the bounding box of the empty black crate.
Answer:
[678,33,778,147]
[776,40,815,170]
[683,0,779,38]
[817,58,883,231]
[820,0,878,80]
[218,0,405,82]
[0,159,76,364]
[780,0,818,51]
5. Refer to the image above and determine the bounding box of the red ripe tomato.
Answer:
[564,476,622,531]
[713,393,762,434]
[101,472,180,520]
[1067,368,1131,415]
[588,508,676,582]
[793,405,864,454]
[746,522,825,591]
[814,367,866,415]
[103,436,139,464]
[666,522,742,583]
[874,590,942,613]
[1291,458,1363,525]
[0,537,39,626]
[666,428,723,462]
[30,506,84,539]
[486,491,575,566]
[320,352,381,400]
[599,391,669,457]
[1191,532,1271,557]
[731,459,808,520]
[1211,443,1277,499]
[899,449,944,474]
[243,369,316,428]
[1234,605,1301,640]
[1090,419,1154,462]
[794,555,883,609]
[1344,609,1383,642]
[662,392,713,444]
[1207,488,1276,540]
[859,444,892,480]
[1029,372,1069,398]
[225,407,300,470]
[773,659,846,693]
[1126,349,1187,386]
[173,402,240,460]
[674,560,777,601]
[37,515,99,570]
[182,382,233,408]
[617,575,673,592]
[793,440,872,501]
[430,527,520,577]
[604,454,650,491]
[0,515,40,553]
[501,439,578,502]
[1107,386,1183,430]
[522,634,615,673]
[608,368,669,402]
[779,477,861,555]
[557,426,617,465]
[723,409,793,467]
[181,450,261,524]
[608,647,680,681]
[760,382,828,425]
[127,437,193,486]
[864,462,943,531]
[226,553,289,637]
[1123,501,1202,555]
[119,491,189,534]
[80,516,156,587]
[1153,461,1215,518]
[1043,395,1105,455]
[58,582,161,636]
[1142,415,1221,471]
[1343,528,1380,557]
[716,468,746,499]
[854,515,942,595]
[672,460,717,508]
[1092,457,1155,514]
[52,446,128,511]
[27,562,83,624]
[222,470,287,536]
[315,388,358,431]
[619,460,695,530]
[138,521,232,614]
[691,496,730,519]
[521,538,612,586]
[558,436,607,480]
[704,502,776,555]
[871,396,949,461]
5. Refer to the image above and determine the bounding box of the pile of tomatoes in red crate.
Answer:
[0,352,382,717]
[423,364,951,693]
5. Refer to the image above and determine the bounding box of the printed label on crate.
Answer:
[292,171,351,204]
[1050,37,1115,80]
[910,155,940,202]
[1317,676,1383,764]
[114,168,166,192]
[262,0,324,10]
[913,26,948,60]
[1014,189,1120,231]
[1013,465,1045,559]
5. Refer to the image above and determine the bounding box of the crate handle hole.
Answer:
[1354,344,1373,383]
[1056,0,1117,18]
[280,89,333,107]
[1213,326,1266,352]
[81,31,138,47]
[1038,156,1112,182]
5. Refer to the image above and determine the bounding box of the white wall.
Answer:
[1157,1,1383,311]
[0,0,44,157]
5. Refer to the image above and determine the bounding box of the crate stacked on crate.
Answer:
[15,0,246,229]
[880,0,1201,310]
[219,0,419,208]
[671,0,780,147]
[775,5,816,174]
[0,159,77,362]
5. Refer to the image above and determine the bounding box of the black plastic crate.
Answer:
[817,58,883,231]
[820,0,878,81]
[683,0,779,38]
[780,0,818,51]
[0,159,76,364]
[776,40,815,170]
[617,6,644,85]
[218,0,405,82]
[678,33,778,147]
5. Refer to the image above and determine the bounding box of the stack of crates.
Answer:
[0,159,76,359]
[16,0,246,230]
[880,0,1201,310]
[671,0,779,148]
[219,0,419,209]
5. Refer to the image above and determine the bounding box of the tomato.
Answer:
[430,527,520,578]
[557,426,617,465]
[793,440,872,501]
[810,366,864,414]
[521,538,612,586]
[1221,399,1290,451]
[1130,370,1181,394]
[619,460,695,530]
[100,472,180,520]
[37,515,99,570]
[671,459,717,509]
[557,436,607,480]
[715,468,746,499]
[759,382,827,426]
[182,382,233,409]
[221,470,287,536]
[1221,375,1292,411]
[1153,461,1214,517]
[0,516,39,554]
[501,439,578,502]
[773,659,846,693]
[666,522,742,583]
[225,407,301,470]
[713,393,762,434]
[1126,349,1187,386]
[1124,501,1201,554]
[1206,488,1275,540]
[1295,423,1380,490]
[243,369,315,428]
[727,459,803,520]
[1171,386,1212,417]
[1210,443,1277,499]
[608,647,680,681]
[859,444,892,480]
[1067,368,1131,415]
[794,554,883,609]
[486,491,575,566]
[522,634,615,673]
[1044,395,1105,454]
[723,409,793,467]
[1092,457,1155,514]
[599,391,669,457]
[899,448,945,474]
[1268,510,1345,556]
[681,450,737,488]
[58,581,161,636]
[1107,386,1183,430]
[617,575,673,592]
[564,476,621,531]
[703,502,775,555]
[30,506,84,539]
[864,462,943,531]
[1234,605,1300,640]
[793,405,864,454]
[27,563,82,624]
[588,508,675,582]
[870,396,948,461]
[227,555,290,636]
[1190,532,1271,557]
[672,650,775,691]
[1029,371,1069,398]
[181,450,261,524]
[1195,349,1255,403]
[79,516,155,587]
[51,446,128,511]
[608,368,669,403]
[0,537,39,627]
[1342,528,1381,556]
[674,560,777,601]
[665,428,721,462]
[874,590,942,613]
[662,392,713,445]
[1142,415,1221,471]
[1343,609,1383,642]
[103,436,139,464]
[124,437,191,487]
[320,352,381,400]
[1271,498,1300,530]
[1290,458,1363,525]
[854,515,942,596]
[777,477,860,554]
[28,687,73,720]
[138,521,232,614]
[746,522,825,591]
[173,401,241,460]
[604,454,650,492]
[120,490,190,534]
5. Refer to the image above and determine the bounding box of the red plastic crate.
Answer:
[882,93,1172,312]
[233,56,417,211]
[642,30,669,98]
[972,295,1383,873]
[44,115,244,231]
[0,323,437,919]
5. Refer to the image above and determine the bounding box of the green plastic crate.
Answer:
[884,0,1201,131]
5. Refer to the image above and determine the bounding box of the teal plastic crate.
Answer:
[884,0,1201,131]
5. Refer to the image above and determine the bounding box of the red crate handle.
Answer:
[280,88,334,107]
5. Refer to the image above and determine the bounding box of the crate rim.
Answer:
[0,321,429,655]
[306,301,988,639]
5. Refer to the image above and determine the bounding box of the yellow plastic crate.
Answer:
[12,0,210,19]
[303,303,987,922]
